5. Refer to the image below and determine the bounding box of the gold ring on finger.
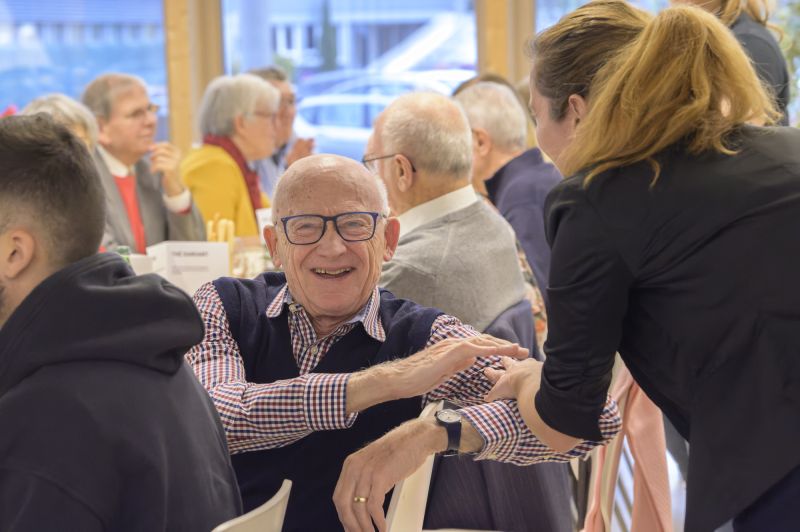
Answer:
[353,496,368,503]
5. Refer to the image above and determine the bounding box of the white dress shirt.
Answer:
[396,184,479,239]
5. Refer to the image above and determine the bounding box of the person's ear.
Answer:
[472,128,492,157]
[394,155,415,193]
[0,228,37,280]
[232,114,248,137]
[382,217,400,261]
[264,225,282,269]
[96,117,112,147]
[567,94,588,125]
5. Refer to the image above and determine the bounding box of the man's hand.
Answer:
[484,356,543,402]
[285,137,314,167]
[346,335,529,414]
[333,417,444,532]
[149,142,184,197]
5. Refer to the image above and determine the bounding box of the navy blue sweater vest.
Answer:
[214,272,441,531]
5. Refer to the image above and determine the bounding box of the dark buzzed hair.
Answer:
[0,114,106,267]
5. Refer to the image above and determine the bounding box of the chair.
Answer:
[213,479,292,532]
[423,298,573,531]
[386,401,443,532]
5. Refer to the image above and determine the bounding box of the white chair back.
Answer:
[213,479,292,532]
[386,401,443,532]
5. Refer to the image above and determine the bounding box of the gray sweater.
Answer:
[381,200,526,332]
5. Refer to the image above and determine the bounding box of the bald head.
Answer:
[378,92,472,180]
[272,154,389,222]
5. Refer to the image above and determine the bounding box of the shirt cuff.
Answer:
[162,188,192,214]
[303,373,358,431]
[459,401,525,462]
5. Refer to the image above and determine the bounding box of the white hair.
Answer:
[22,93,99,148]
[454,81,527,152]
[198,73,280,137]
[380,92,472,180]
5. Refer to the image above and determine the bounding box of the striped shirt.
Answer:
[186,281,621,463]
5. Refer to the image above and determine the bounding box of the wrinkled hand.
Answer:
[484,356,543,402]
[286,137,315,166]
[334,418,440,532]
[386,334,529,400]
[149,142,184,196]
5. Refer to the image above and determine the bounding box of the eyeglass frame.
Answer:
[361,153,417,174]
[122,102,160,122]
[279,211,386,245]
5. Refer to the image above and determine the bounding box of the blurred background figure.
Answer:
[250,66,315,199]
[455,80,561,300]
[675,0,790,124]
[21,94,98,150]
[181,74,280,237]
[82,73,205,252]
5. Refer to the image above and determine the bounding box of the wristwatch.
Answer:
[434,409,462,456]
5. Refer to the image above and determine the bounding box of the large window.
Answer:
[0,0,168,136]
[222,0,477,159]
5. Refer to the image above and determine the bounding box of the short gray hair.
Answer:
[454,81,527,152]
[380,92,472,180]
[81,73,145,120]
[199,74,280,137]
[22,94,99,148]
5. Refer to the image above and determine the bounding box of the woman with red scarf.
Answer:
[182,74,280,237]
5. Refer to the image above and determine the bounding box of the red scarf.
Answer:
[203,135,263,212]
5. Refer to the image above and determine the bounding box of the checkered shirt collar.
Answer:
[265,283,386,342]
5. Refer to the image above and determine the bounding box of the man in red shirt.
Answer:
[82,73,204,252]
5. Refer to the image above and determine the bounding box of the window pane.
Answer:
[0,0,169,138]
[223,0,477,160]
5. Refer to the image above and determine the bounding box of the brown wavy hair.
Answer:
[529,0,652,122]
[557,5,780,182]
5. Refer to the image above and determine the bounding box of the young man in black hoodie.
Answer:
[0,115,242,530]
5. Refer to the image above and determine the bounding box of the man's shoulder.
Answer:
[376,289,443,344]
[497,151,561,200]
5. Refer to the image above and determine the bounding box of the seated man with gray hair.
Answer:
[82,73,205,253]
[186,154,621,531]
[454,81,561,299]
[363,91,572,531]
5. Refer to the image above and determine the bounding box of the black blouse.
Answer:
[538,125,800,531]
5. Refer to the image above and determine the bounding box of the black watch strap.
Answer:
[435,409,462,456]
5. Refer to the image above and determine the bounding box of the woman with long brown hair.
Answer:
[487,3,800,531]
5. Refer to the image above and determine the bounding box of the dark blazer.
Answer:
[731,12,791,125]
[538,125,800,532]
[486,148,561,298]
[94,151,205,250]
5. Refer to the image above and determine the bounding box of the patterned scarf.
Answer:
[203,135,263,212]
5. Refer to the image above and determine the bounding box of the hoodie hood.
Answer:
[0,253,204,397]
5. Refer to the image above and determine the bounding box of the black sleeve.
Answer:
[736,33,790,121]
[536,179,634,440]
[0,468,105,531]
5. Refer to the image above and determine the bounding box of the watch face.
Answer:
[437,409,461,424]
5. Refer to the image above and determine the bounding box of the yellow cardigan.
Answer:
[181,144,269,238]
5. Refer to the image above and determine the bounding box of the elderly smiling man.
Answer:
[187,154,619,531]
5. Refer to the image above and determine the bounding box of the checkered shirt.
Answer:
[186,281,621,462]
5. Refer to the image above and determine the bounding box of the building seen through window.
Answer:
[0,0,168,137]
[223,0,477,159]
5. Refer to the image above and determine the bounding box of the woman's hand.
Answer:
[484,356,581,452]
[484,356,543,402]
